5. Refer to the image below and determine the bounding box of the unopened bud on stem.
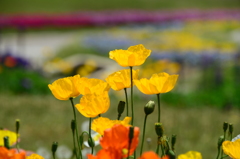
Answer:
[155,123,164,138]
[223,122,228,132]
[144,100,155,115]
[218,135,224,148]
[171,134,177,151]
[51,141,58,159]
[15,119,20,134]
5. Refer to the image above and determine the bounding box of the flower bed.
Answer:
[1,44,239,159]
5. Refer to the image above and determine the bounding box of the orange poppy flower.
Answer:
[139,151,169,159]
[134,72,179,95]
[106,69,139,91]
[109,44,151,67]
[100,124,139,158]
[87,149,119,159]
[0,147,26,159]
[77,77,110,95]
[75,92,110,118]
[48,74,81,100]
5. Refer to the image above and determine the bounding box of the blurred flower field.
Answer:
[43,10,240,108]
[1,9,240,159]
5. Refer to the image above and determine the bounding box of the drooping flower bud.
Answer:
[144,100,155,115]
[79,134,84,146]
[155,123,164,138]
[88,136,95,148]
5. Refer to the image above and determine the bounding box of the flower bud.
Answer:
[129,126,134,143]
[51,141,58,158]
[4,136,10,149]
[144,100,155,115]
[217,135,224,148]
[166,150,176,159]
[79,134,84,146]
[155,123,164,137]
[171,134,177,151]
[118,101,125,115]
[15,119,20,134]
[88,136,95,148]
[229,123,233,135]
[223,122,228,132]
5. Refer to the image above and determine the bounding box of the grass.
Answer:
[1,92,239,158]
[0,0,240,14]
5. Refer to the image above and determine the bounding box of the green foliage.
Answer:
[0,67,50,94]
[162,62,240,108]
[0,0,240,13]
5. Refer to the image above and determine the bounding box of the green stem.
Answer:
[157,94,161,123]
[221,131,226,158]
[130,66,134,125]
[89,117,94,154]
[16,133,19,152]
[72,120,78,159]
[156,137,160,155]
[161,143,165,157]
[70,98,82,159]
[124,88,129,116]
[140,115,148,156]
[216,147,220,159]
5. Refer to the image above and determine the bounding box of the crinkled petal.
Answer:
[222,139,240,159]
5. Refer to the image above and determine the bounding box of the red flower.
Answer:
[139,151,169,159]
[88,124,140,159]
[0,147,26,159]
[87,149,118,159]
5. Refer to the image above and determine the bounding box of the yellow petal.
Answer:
[91,117,132,135]
[106,69,139,91]
[26,154,44,159]
[178,151,202,159]
[48,75,81,100]
[0,130,18,146]
[109,44,151,67]
[222,139,240,159]
[75,92,110,118]
[78,77,110,95]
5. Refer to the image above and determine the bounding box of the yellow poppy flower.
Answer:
[106,69,139,91]
[48,74,81,100]
[134,72,178,95]
[222,139,240,159]
[109,44,151,67]
[26,154,44,159]
[75,92,110,118]
[177,151,202,159]
[0,129,18,146]
[77,77,110,95]
[91,117,132,135]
